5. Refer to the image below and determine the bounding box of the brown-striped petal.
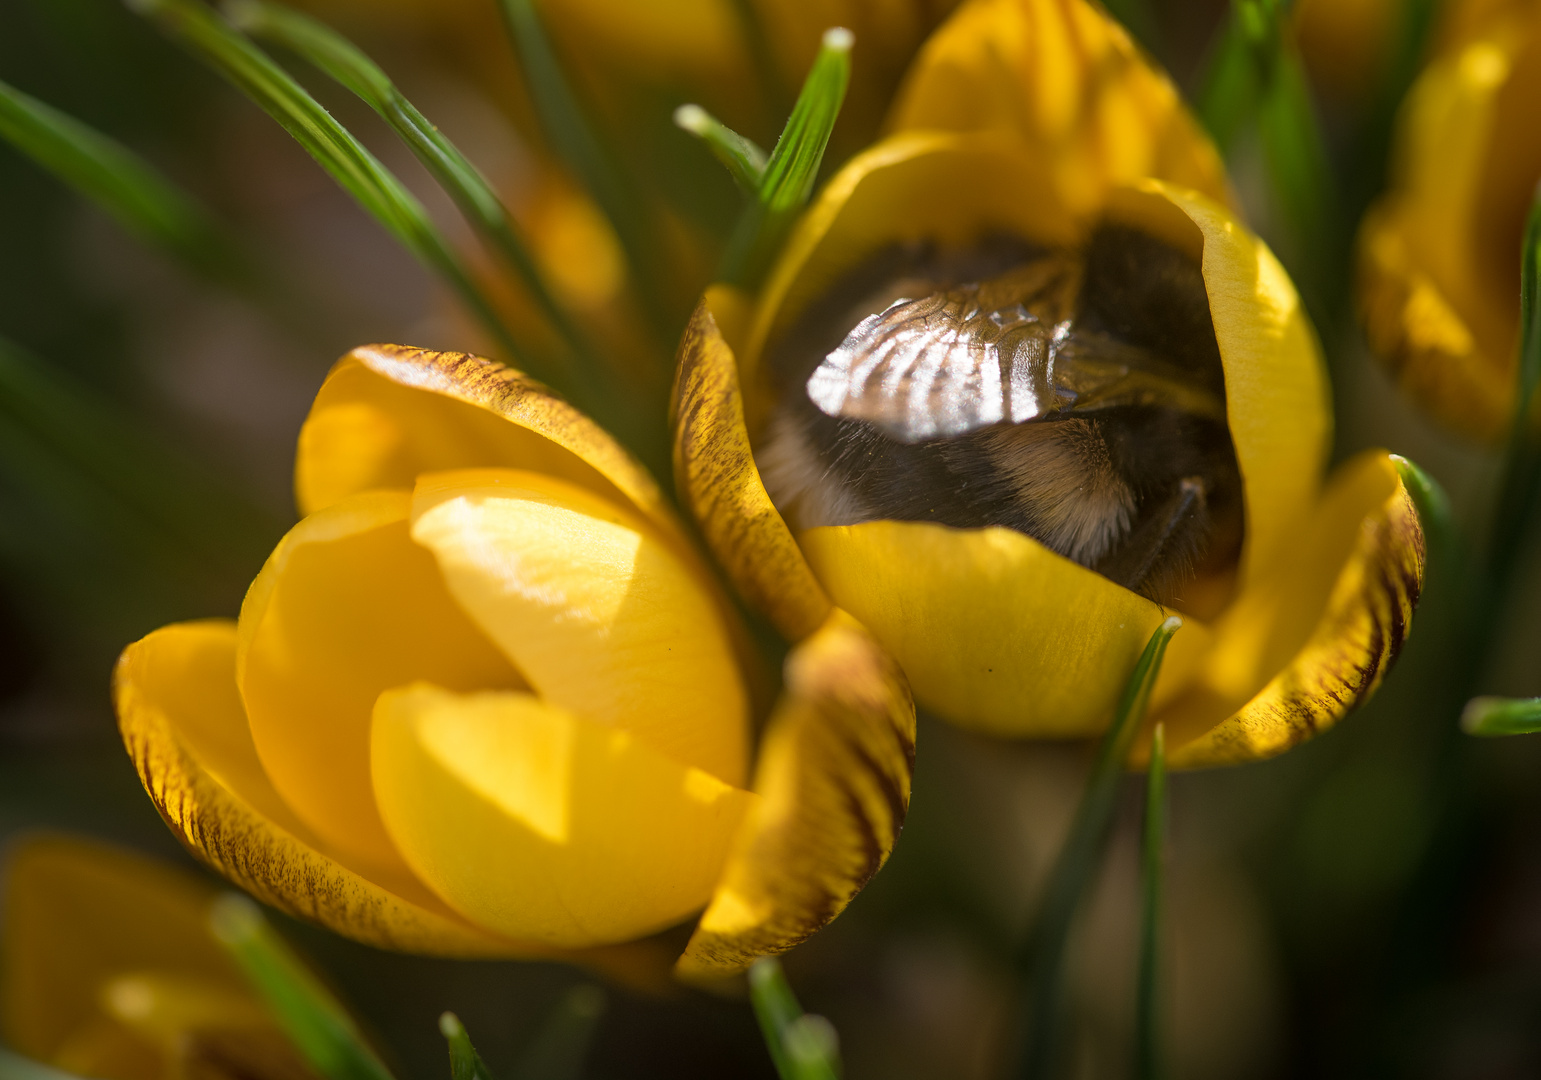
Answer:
[114,619,542,957]
[296,344,685,547]
[675,611,915,980]
[671,288,833,642]
[1159,451,1426,768]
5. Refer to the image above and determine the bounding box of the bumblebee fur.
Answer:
[757,224,1244,608]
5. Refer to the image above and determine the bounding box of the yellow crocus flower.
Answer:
[1358,0,1541,440]
[114,345,913,978]
[1,835,316,1080]
[673,0,1427,767]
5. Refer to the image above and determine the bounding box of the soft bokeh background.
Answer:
[4,1,1541,1077]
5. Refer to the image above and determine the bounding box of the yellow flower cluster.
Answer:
[107,0,1432,983]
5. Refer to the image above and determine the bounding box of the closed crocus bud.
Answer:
[1,836,317,1080]
[1357,0,1541,441]
[116,345,913,978]
[673,0,1428,768]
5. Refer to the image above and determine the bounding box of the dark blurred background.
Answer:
[3,1,1541,1077]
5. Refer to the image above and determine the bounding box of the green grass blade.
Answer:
[0,336,278,574]
[1135,724,1167,1080]
[1461,696,1541,736]
[674,104,767,194]
[495,0,671,335]
[210,895,396,1080]
[227,0,608,406]
[440,1013,498,1080]
[1392,454,1456,571]
[758,27,851,218]
[129,0,527,367]
[1019,616,1183,1080]
[1256,42,1343,308]
[750,958,842,1080]
[512,985,606,1080]
[721,27,852,289]
[1193,7,1262,155]
[1484,187,1541,607]
[0,77,244,283]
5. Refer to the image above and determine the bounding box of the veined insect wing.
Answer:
[803,252,1225,443]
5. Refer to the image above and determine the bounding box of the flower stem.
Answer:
[1018,616,1182,1080]
[1136,723,1167,1080]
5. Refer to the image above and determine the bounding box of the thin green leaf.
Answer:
[0,77,245,282]
[1136,723,1167,1080]
[0,336,277,573]
[1391,454,1457,572]
[1517,185,1541,419]
[1256,41,1342,307]
[783,1015,841,1080]
[440,1013,498,1080]
[674,103,767,195]
[1019,616,1183,1080]
[750,958,842,1080]
[227,0,609,409]
[210,894,396,1080]
[495,0,672,336]
[1461,696,1541,736]
[512,985,606,1080]
[726,0,791,118]
[1484,186,1541,604]
[721,27,853,289]
[1193,4,1264,155]
[129,0,527,367]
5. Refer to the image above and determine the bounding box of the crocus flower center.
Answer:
[758,224,1245,611]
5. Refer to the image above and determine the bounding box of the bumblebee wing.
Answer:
[1054,330,1228,421]
[806,292,1065,443]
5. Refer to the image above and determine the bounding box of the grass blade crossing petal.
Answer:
[210,895,396,1080]
[1136,723,1167,1080]
[1019,616,1182,1080]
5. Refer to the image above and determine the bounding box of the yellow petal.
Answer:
[1353,11,1535,440]
[409,469,749,786]
[887,0,1228,212]
[1125,182,1333,597]
[676,611,915,980]
[371,685,755,949]
[1357,202,1512,440]
[1,835,236,1062]
[295,345,685,546]
[671,288,833,642]
[1160,451,1426,768]
[798,520,1209,736]
[113,620,536,956]
[237,490,525,869]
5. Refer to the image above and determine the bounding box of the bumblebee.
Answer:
[757,225,1245,610]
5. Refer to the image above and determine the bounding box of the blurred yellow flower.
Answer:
[1,836,315,1080]
[1357,0,1541,440]
[673,0,1428,767]
[115,345,913,978]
